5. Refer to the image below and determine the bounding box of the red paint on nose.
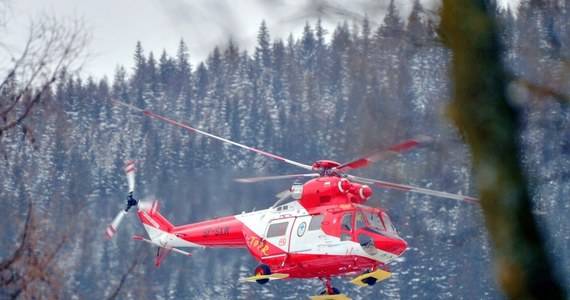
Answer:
[377,237,407,256]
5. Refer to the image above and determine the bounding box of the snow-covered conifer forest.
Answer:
[1,1,569,299]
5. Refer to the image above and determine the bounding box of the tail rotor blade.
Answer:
[106,210,127,239]
[125,161,135,193]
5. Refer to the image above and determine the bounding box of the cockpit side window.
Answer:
[341,213,352,231]
[355,210,366,230]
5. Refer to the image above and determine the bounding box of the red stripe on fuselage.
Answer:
[172,216,246,248]
[270,253,383,279]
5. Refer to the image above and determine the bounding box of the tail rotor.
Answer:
[106,161,139,240]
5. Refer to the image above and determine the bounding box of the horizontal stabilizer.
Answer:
[309,294,351,300]
[349,269,392,287]
[240,273,289,283]
[132,235,193,257]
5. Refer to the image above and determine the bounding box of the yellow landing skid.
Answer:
[309,294,351,300]
[349,269,392,287]
[240,273,289,283]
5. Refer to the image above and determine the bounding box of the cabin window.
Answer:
[309,215,324,231]
[267,222,288,238]
[341,213,352,231]
[355,210,366,230]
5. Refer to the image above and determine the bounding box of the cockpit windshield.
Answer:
[365,211,385,231]
[365,210,397,234]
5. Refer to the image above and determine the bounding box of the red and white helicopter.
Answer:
[106,100,478,299]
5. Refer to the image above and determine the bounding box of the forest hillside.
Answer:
[1,1,569,299]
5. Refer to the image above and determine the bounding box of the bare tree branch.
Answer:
[0,194,94,299]
[0,13,90,138]
[106,245,146,300]
[514,77,570,105]
[0,202,33,274]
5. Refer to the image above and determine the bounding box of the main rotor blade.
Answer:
[348,175,479,203]
[113,100,313,171]
[235,173,319,183]
[336,136,431,172]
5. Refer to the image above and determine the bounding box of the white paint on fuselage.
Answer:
[234,201,398,264]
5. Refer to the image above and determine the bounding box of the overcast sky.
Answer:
[2,0,518,80]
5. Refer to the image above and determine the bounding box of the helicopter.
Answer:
[106,100,478,299]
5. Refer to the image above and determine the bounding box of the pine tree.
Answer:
[131,41,147,106]
[314,17,330,97]
[256,20,272,69]
[159,49,176,95]
[146,52,160,98]
[111,65,128,101]
[329,23,351,93]
[406,0,427,47]
[194,62,209,101]
[175,39,192,98]
[224,37,240,72]
[300,22,316,71]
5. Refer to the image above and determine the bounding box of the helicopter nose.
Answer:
[377,237,407,256]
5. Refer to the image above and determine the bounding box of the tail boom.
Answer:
[136,201,247,249]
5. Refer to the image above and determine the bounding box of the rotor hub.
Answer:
[312,160,342,176]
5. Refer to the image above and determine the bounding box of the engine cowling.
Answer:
[347,182,372,204]
[337,179,373,204]
[297,177,374,208]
